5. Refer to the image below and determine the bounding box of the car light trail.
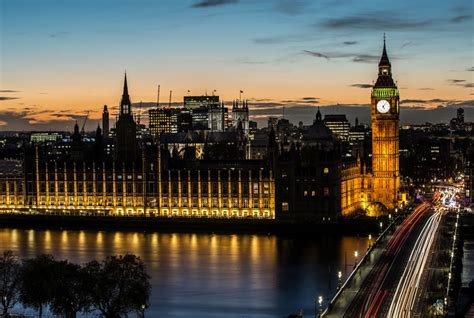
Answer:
[387,209,442,317]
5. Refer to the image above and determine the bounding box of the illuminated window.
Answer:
[253,183,259,195]
[311,190,316,197]
[304,190,308,197]
[282,202,289,211]
[324,167,329,174]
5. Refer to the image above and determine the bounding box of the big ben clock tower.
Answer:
[371,37,400,211]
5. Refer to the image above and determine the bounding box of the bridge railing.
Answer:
[322,217,397,316]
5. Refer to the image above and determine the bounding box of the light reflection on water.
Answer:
[0,228,370,318]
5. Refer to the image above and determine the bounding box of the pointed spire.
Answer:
[375,34,396,87]
[379,33,390,67]
[74,120,79,134]
[120,72,132,115]
[315,107,322,122]
[96,122,102,137]
[123,72,129,96]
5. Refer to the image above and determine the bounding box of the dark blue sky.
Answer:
[0,0,473,130]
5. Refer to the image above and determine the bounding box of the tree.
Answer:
[19,254,56,318]
[0,250,21,317]
[84,254,151,318]
[49,260,90,318]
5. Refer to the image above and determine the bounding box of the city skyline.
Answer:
[1,0,473,130]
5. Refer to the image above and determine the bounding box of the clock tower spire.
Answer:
[370,36,400,214]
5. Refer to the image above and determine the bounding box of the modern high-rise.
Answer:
[324,114,350,141]
[149,108,179,135]
[184,95,220,109]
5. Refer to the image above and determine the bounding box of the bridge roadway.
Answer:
[324,202,433,317]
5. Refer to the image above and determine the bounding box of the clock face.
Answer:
[376,99,390,114]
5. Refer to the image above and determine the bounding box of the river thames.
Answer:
[0,228,371,317]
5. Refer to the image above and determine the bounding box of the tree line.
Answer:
[0,251,151,318]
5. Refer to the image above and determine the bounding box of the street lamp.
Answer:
[354,251,359,268]
[337,271,342,290]
[318,296,323,317]
[141,304,146,318]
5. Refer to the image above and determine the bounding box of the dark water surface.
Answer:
[0,228,371,318]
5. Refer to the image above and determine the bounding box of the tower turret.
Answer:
[120,73,132,115]
[115,72,137,161]
[102,104,109,136]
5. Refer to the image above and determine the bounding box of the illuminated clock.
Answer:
[376,99,390,113]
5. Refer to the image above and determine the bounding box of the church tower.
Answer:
[371,37,400,211]
[115,73,137,161]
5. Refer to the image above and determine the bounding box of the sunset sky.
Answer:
[1,0,473,131]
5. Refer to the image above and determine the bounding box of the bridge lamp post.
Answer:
[354,251,359,268]
[337,271,342,290]
[317,295,323,318]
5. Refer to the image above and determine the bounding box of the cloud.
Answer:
[49,31,69,38]
[192,0,238,8]
[0,110,77,131]
[352,54,379,63]
[351,84,372,88]
[0,90,20,93]
[234,58,268,65]
[274,0,309,15]
[302,50,329,59]
[400,41,412,49]
[0,97,20,101]
[281,99,319,104]
[253,34,313,44]
[450,15,471,23]
[447,79,474,88]
[248,99,474,127]
[402,98,452,104]
[2,99,473,131]
[303,50,379,63]
[320,14,431,30]
[343,41,357,45]
[249,102,368,126]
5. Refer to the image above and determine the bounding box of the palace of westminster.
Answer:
[0,40,407,220]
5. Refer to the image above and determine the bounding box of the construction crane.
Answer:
[157,84,160,107]
[81,111,90,135]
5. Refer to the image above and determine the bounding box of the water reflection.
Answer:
[0,228,370,318]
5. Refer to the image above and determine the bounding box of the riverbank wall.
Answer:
[0,213,383,236]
